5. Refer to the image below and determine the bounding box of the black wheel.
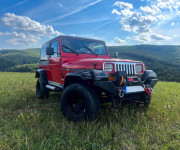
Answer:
[61,83,100,122]
[144,94,151,106]
[36,78,49,100]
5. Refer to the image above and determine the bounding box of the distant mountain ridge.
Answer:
[0,48,40,72]
[0,45,180,82]
[108,45,180,82]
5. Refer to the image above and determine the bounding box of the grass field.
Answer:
[0,72,180,149]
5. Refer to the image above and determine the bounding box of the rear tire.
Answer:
[61,83,100,122]
[36,78,49,100]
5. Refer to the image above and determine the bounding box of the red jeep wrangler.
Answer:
[35,36,158,121]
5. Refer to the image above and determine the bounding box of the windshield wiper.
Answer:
[62,45,79,55]
[84,45,98,56]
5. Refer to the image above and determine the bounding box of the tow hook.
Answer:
[118,89,124,98]
[145,87,154,95]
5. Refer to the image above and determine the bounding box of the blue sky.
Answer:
[0,0,179,49]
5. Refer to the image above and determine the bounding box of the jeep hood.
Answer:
[62,58,143,70]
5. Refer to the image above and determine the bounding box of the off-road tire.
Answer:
[36,78,49,100]
[61,83,100,122]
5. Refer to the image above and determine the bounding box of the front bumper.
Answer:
[124,86,145,94]
[93,78,158,96]
[93,70,158,97]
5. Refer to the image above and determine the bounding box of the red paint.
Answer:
[128,78,134,82]
[145,88,152,95]
[39,36,145,85]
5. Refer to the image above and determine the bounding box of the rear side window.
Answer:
[40,43,48,60]
[51,41,59,58]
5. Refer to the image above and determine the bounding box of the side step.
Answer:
[46,85,63,92]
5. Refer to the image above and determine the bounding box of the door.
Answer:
[48,40,62,83]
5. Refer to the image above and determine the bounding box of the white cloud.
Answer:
[112,9,121,15]
[157,0,174,9]
[2,13,61,36]
[0,31,41,46]
[113,1,133,10]
[173,1,180,15]
[151,33,171,40]
[156,0,180,14]
[1,13,62,46]
[0,32,11,36]
[114,37,127,44]
[112,0,179,43]
[121,9,133,17]
[135,32,171,42]
[171,22,175,26]
[135,33,151,42]
[107,37,127,46]
[157,15,165,20]
[7,33,41,46]
[173,34,179,37]
[120,12,156,33]
[140,5,161,15]
[112,2,157,34]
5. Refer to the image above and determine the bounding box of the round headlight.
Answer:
[135,64,143,73]
[104,63,113,72]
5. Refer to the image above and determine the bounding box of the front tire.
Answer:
[144,94,151,106]
[61,83,100,122]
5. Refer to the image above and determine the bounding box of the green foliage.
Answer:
[0,48,40,71]
[8,63,39,72]
[0,72,179,149]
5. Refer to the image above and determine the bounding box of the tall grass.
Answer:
[0,72,179,149]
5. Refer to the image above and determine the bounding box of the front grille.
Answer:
[115,63,136,76]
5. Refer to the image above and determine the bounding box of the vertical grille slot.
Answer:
[114,62,136,76]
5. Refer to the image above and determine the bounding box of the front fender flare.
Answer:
[35,69,48,84]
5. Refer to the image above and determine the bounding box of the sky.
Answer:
[0,0,179,49]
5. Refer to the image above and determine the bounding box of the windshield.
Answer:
[61,38,108,55]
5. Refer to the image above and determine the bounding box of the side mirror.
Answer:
[46,47,54,55]
[114,52,118,58]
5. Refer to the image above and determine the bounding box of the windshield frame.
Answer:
[60,37,109,56]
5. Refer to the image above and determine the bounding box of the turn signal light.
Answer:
[109,75,115,81]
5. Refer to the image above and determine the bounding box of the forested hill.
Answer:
[0,48,40,72]
[0,45,180,82]
[108,45,180,82]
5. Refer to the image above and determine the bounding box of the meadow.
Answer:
[0,72,179,149]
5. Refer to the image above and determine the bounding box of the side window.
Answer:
[40,43,48,60]
[51,41,59,58]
